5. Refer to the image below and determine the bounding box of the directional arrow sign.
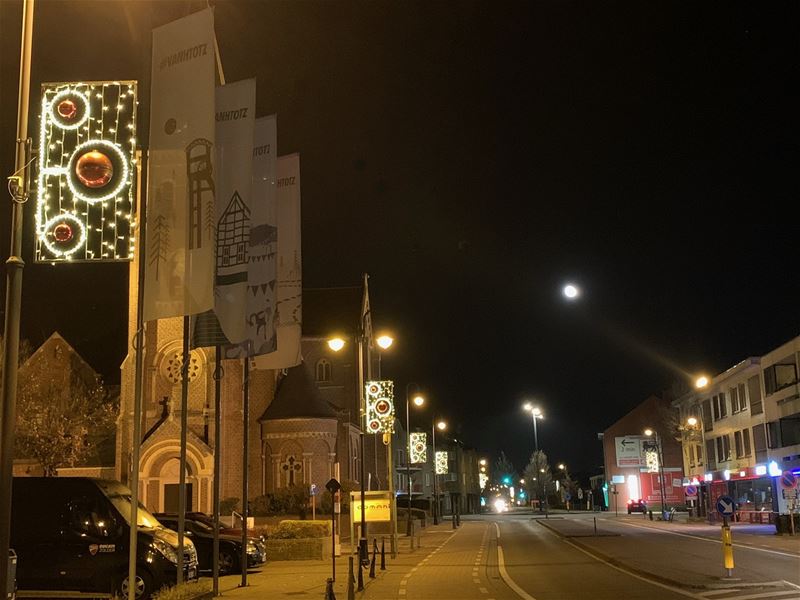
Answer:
[716,495,735,516]
[621,439,635,447]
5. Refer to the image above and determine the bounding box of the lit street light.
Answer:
[644,428,668,519]
[562,283,580,300]
[695,375,709,389]
[406,384,424,536]
[431,419,446,525]
[523,403,543,452]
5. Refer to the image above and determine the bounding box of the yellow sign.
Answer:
[351,498,392,522]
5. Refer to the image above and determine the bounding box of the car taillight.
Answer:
[627,499,632,504]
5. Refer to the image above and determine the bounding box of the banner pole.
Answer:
[213,345,222,595]
[178,316,190,585]
[240,358,249,587]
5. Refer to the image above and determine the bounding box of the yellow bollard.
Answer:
[721,523,734,575]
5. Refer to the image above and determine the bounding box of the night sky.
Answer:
[1,1,798,480]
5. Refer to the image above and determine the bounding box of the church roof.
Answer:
[260,363,339,421]
[302,286,363,337]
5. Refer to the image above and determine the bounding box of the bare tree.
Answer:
[524,450,552,512]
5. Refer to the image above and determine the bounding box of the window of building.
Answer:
[706,439,717,470]
[716,435,731,463]
[748,375,763,415]
[738,383,747,411]
[779,412,800,447]
[236,242,246,264]
[702,399,713,432]
[734,431,743,458]
[730,387,739,413]
[764,358,798,395]
[713,394,727,420]
[713,397,720,421]
[752,424,768,462]
[315,358,332,382]
[742,428,751,456]
[695,443,703,465]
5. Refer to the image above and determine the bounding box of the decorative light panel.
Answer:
[435,451,449,475]
[365,380,395,434]
[36,81,137,262]
[410,432,427,464]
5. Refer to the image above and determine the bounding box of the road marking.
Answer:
[700,591,740,597]
[606,519,800,559]
[724,593,800,600]
[480,587,489,594]
[496,545,538,600]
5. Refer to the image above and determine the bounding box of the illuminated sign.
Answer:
[350,498,392,522]
[36,81,137,262]
[365,380,394,434]
[479,473,489,489]
[435,451,448,475]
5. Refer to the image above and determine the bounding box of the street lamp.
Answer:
[644,428,668,519]
[327,315,380,565]
[523,403,543,452]
[562,283,581,300]
[695,375,709,389]
[431,419,446,525]
[406,384,424,536]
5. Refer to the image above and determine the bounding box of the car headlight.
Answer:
[152,537,179,564]
[247,541,258,554]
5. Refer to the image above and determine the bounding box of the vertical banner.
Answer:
[365,380,395,433]
[410,433,427,464]
[143,8,216,321]
[35,81,137,262]
[252,153,301,369]
[193,79,256,347]
[226,115,278,358]
[435,451,449,475]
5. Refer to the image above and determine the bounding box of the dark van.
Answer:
[11,477,198,599]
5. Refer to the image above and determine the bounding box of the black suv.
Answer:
[11,477,198,599]
[154,514,266,573]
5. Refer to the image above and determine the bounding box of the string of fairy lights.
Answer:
[36,81,138,262]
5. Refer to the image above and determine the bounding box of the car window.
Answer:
[68,495,117,538]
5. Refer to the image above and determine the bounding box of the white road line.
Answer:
[607,519,800,559]
[480,587,489,594]
[496,545,538,600]
[724,593,800,600]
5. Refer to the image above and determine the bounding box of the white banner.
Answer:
[193,79,256,347]
[226,115,277,358]
[253,153,301,369]
[143,8,215,321]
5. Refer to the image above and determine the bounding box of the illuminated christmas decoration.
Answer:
[365,380,395,434]
[36,81,137,262]
[435,451,449,475]
[479,473,489,490]
[410,432,427,464]
[644,444,659,473]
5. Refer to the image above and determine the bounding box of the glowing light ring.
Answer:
[66,139,129,203]
[48,88,90,130]
[40,213,86,257]
[365,380,395,434]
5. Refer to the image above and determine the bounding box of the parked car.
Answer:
[154,514,266,573]
[11,477,198,600]
[627,498,647,514]
[173,511,265,540]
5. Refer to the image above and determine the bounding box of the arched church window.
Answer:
[316,358,332,382]
[281,455,303,487]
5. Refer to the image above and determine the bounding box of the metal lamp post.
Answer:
[405,384,424,536]
[645,428,668,519]
[432,420,446,525]
[523,403,543,452]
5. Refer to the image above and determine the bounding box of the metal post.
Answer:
[357,332,367,564]
[432,419,439,525]
[178,317,190,585]
[127,150,146,600]
[213,346,222,596]
[532,412,539,453]
[657,432,667,519]
[331,501,336,581]
[241,358,249,587]
[0,3,34,596]
[406,384,413,536]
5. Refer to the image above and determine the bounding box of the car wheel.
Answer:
[219,548,240,575]
[119,569,154,600]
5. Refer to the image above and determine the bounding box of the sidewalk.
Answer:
[209,521,459,600]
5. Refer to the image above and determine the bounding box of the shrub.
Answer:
[152,580,211,600]
[271,520,330,539]
[319,479,359,514]
[220,497,239,515]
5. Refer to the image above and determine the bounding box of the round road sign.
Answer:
[716,495,735,516]
[685,485,698,497]
[780,471,797,489]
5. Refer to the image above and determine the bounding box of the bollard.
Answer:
[357,554,364,591]
[347,557,355,600]
[648,510,653,521]
[593,517,597,536]
[380,537,386,571]
[452,514,456,530]
[325,577,337,600]
[369,540,377,579]
[721,519,734,577]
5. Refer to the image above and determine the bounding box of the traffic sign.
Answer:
[780,471,797,490]
[716,495,735,516]
[310,483,318,496]
[685,485,698,497]
[326,478,341,494]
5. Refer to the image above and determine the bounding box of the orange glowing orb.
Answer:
[75,150,113,188]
